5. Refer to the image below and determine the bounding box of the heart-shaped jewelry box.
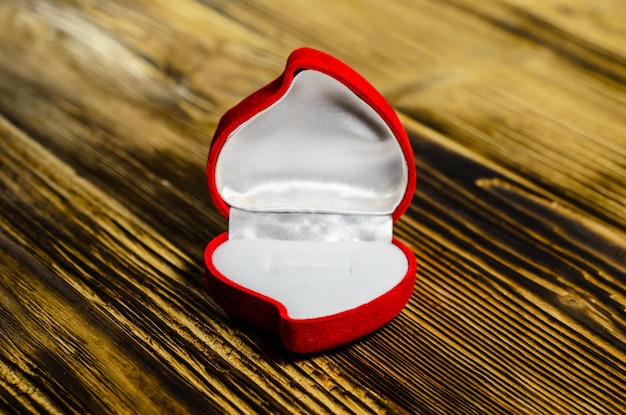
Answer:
[204,48,417,352]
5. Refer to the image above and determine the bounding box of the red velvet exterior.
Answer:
[204,48,418,352]
[204,233,417,353]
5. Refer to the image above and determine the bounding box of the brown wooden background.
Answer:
[1,0,625,413]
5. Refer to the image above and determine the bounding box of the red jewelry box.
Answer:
[204,48,417,353]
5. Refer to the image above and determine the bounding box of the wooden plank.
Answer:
[389,0,626,229]
[0,0,625,413]
[0,118,396,414]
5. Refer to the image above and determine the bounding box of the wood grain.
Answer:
[0,0,624,413]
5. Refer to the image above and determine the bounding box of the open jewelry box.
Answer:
[204,48,417,353]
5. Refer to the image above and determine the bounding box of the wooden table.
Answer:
[1,1,625,413]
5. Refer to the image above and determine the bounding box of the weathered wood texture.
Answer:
[0,0,625,413]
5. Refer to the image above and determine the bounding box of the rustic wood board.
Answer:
[0,0,624,413]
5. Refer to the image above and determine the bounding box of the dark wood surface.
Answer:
[1,0,625,413]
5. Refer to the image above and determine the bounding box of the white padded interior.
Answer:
[215,70,408,214]
[212,239,408,319]
[211,69,411,319]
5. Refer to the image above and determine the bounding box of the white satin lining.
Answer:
[211,69,411,320]
[215,70,407,215]
[211,239,408,319]
[229,208,392,242]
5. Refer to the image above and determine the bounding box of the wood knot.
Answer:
[558,294,586,310]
